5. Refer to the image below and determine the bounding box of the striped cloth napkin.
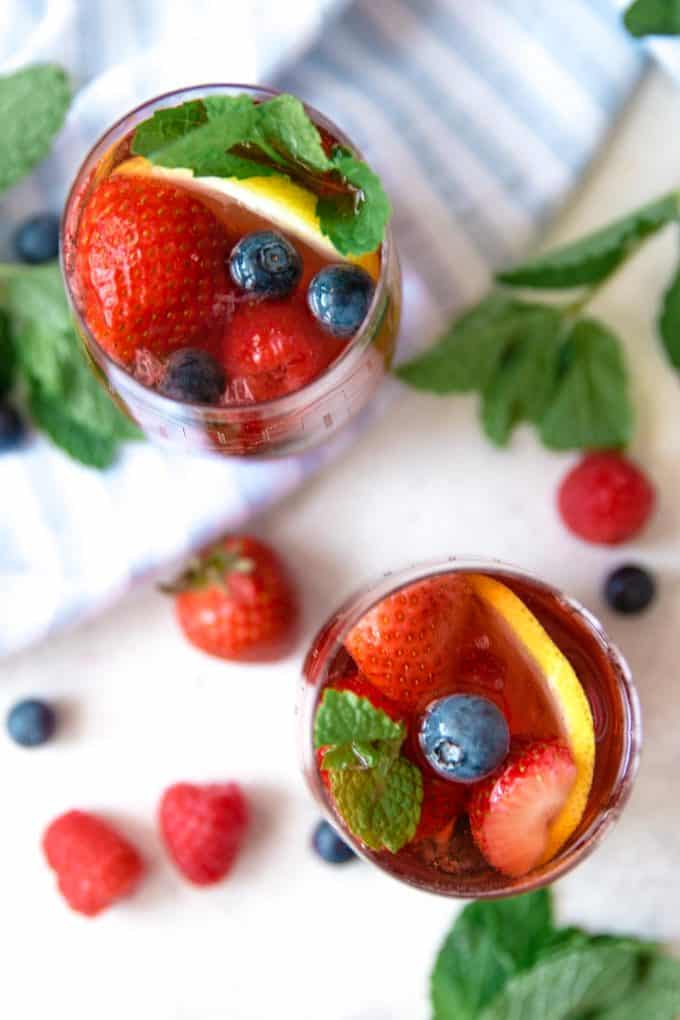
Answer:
[0,0,646,657]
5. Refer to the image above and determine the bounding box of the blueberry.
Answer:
[0,402,26,452]
[419,694,509,783]
[604,564,656,614]
[307,264,375,338]
[158,348,226,404]
[7,699,56,747]
[13,213,60,264]
[229,230,302,298]
[312,820,356,864]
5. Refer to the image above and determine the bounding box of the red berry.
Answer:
[469,741,576,878]
[42,810,143,916]
[316,746,332,793]
[159,782,249,885]
[169,535,298,662]
[558,452,655,545]
[223,295,344,401]
[412,774,467,842]
[74,175,232,364]
[344,575,472,708]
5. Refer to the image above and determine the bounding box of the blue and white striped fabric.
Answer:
[0,1,650,656]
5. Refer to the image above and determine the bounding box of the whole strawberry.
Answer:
[159,782,249,885]
[42,810,144,916]
[344,575,471,708]
[165,535,298,662]
[74,175,232,365]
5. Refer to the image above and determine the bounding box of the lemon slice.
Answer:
[113,156,380,279]
[466,573,595,864]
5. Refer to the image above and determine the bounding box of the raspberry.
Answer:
[558,452,655,545]
[43,810,143,916]
[159,782,249,885]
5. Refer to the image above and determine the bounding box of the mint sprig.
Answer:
[431,890,679,1020]
[397,190,680,452]
[0,64,71,195]
[132,94,391,256]
[624,0,680,37]
[314,689,422,853]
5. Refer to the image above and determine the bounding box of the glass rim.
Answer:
[60,82,395,422]
[302,555,642,899]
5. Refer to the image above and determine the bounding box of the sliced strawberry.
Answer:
[412,774,467,842]
[345,575,472,708]
[469,741,576,878]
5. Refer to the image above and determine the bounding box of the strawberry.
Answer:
[469,741,576,878]
[223,295,344,401]
[166,535,298,662]
[412,774,467,842]
[316,746,332,793]
[42,810,143,916]
[159,782,249,885]
[74,175,232,365]
[344,575,472,708]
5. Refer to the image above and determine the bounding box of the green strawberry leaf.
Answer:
[314,689,405,748]
[624,0,680,36]
[28,384,119,469]
[431,892,554,1020]
[0,308,16,398]
[396,294,554,394]
[0,64,71,195]
[539,318,633,450]
[498,193,679,289]
[478,945,643,1020]
[596,954,680,1019]
[481,306,565,445]
[329,755,422,852]
[317,147,391,256]
[658,261,680,370]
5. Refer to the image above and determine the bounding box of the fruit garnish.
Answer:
[311,819,356,865]
[314,689,423,852]
[604,563,656,614]
[229,229,302,297]
[469,741,577,878]
[7,697,56,747]
[412,774,467,842]
[419,694,510,783]
[158,348,226,404]
[223,295,344,402]
[129,92,390,260]
[307,264,376,337]
[344,575,472,709]
[42,810,143,916]
[558,452,656,545]
[163,535,298,662]
[74,175,232,365]
[466,574,595,862]
[159,782,248,885]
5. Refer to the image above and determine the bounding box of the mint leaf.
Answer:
[498,194,679,289]
[624,0,680,36]
[481,307,565,445]
[330,756,422,852]
[131,99,208,155]
[659,262,680,370]
[252,94,331,172]
[539,318,633,450]
[321,742,387,770]
[479,945,642,1020]
[0,308,16,398]
[431,893,553,1020]
[397,294,551,394]
[314,689,405,747]
[597,954,680,1019]
[28,384,118,469]
[0,64,71,194]
[317,147,391,256]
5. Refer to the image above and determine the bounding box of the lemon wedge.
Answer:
[113,156,380,280]
[466,573,595,864]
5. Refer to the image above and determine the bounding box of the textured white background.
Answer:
[3,70,680,1019]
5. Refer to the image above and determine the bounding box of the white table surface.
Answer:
[4,68,680,1020]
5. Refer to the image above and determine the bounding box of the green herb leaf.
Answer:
[539,318,633,450]
[251,93,331,172]
[329,756,422,852]
[0,64,71,194]
[317,147,391,256]
[498,193,679,289]
[131,99,208,155]
[0,308,16,398]
[431,893,553,1020]
[596,954,680,1019]
[28,384,119,469]
[321,742,388,770]
[397,294,551,394]
[624,0,680,36]
[478,944,642,1020]
[658,261,680,370]
[481,306,565,445]
[314,689,405,748]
